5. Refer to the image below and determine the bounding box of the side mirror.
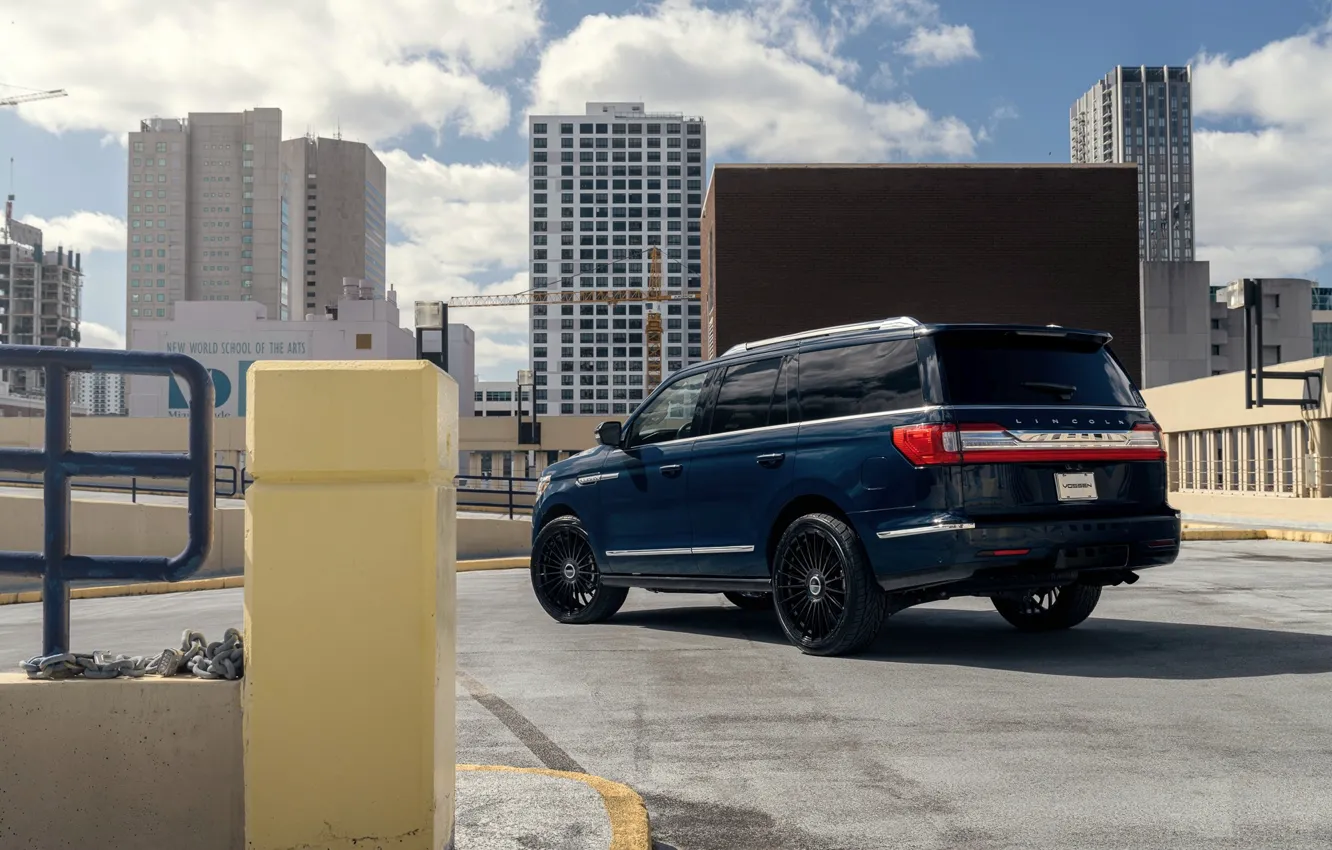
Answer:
[594,420,623,447]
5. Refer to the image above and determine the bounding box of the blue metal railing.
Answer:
[0,464,251,502]
[0,346,214,655]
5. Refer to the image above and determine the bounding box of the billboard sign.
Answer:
[160,332,314,418]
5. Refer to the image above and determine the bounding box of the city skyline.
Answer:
[3,1,1330,381]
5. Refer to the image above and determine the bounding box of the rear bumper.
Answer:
[851,509,1181,593]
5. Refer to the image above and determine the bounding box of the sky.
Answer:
[3,0,1332,382]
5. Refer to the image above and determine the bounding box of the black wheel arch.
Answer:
[765,494,854,573]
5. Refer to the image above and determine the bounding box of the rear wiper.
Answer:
[1022,381,1076,400]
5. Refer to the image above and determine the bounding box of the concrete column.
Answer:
[244,360,457,850]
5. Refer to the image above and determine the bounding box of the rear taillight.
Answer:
[892,423,961,465]
[893,420,1167,465]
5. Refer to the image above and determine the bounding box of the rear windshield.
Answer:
[934,330,1141,407]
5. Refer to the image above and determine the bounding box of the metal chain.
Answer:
[19,628,244,681]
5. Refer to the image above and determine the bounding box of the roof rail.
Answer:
[723,316,921,356]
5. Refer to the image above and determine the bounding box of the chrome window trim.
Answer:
[876,522,975,540]
[615,405,943,451]
[605,545,755,557]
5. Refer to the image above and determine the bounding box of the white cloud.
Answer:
[18,211,125,252]
[896,24,980,68]
[528,1,975,161]
[1193,19,1332,284]
[79,321,125,350]
[379,150,533,377]
[0,0,542,145]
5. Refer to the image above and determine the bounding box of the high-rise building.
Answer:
[1070,66,1194,262]
[1314,287,1332,357]
[278,135,387,316]
[1,200,83,394]
[125,110,385,337]
[526,102,707,416]
[126,109,285,332]
[73,372,127,416]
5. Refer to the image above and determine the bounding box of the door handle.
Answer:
[659,464,684,478]
[756,453,786,468]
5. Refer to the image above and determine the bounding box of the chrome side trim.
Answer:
[692,545,756,555]
[575,472,620,486]
[876,522,975,539]
[605,545,756,557]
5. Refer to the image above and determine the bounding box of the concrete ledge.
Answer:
[0,673,243,850]
[0,559,528,605]
[1183,528,1332,544]
[457,764,651,850]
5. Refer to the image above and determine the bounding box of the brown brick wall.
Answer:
[700,164,1144,383]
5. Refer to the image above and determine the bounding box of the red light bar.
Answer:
[891,422,1166,465]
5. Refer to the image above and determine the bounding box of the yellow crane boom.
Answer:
[445,246,685,395]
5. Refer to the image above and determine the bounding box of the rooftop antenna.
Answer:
[336,118,342,141]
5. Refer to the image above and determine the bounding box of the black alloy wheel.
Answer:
[530,516,628,624]
[723,591,772,611]
[771,513,887,656]
[991,583,1102,632]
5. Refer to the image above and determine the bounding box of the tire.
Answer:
[991,583,1102,632]
[771,513,888,657]
[530,515,628,625]
[723,591,772,611]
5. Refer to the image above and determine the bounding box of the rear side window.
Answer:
[709,356,786,434]
[797,339,923,423]
[934,331,1141,407]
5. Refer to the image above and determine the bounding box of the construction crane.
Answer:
[0,89,68,108]
[447,246,690,394]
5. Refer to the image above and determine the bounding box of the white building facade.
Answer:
[126,288,416,418]
[527,102,706,416]
[473,380,532,417]
[1071,66,1194,262]
[73,372,127,416]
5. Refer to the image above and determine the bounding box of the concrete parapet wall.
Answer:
[1170,491,1331,529]
[0,492,530,596]
[0,674,243,850]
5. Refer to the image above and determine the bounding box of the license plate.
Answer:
[1055,472,1097,501]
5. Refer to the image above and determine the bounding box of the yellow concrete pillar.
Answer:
[243,361,457,850]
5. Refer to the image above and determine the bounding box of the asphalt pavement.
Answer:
[3,539,1331,849]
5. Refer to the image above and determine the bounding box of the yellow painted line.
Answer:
[457,556,529,572]
[1182,528,1267,541]
[0,558,531,605]
[457,764,651,850]
[1183,528,1332,544]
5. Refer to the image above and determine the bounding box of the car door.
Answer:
[687,355,797,578]
[592,369,713,576]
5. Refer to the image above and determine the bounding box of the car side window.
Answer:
[707,356,785,435]
[797,339,923,422]
[625,372,710,448]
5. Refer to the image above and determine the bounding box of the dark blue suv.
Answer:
[528,317,1181,657]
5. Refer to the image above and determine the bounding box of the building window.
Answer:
[355,333,372,350]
